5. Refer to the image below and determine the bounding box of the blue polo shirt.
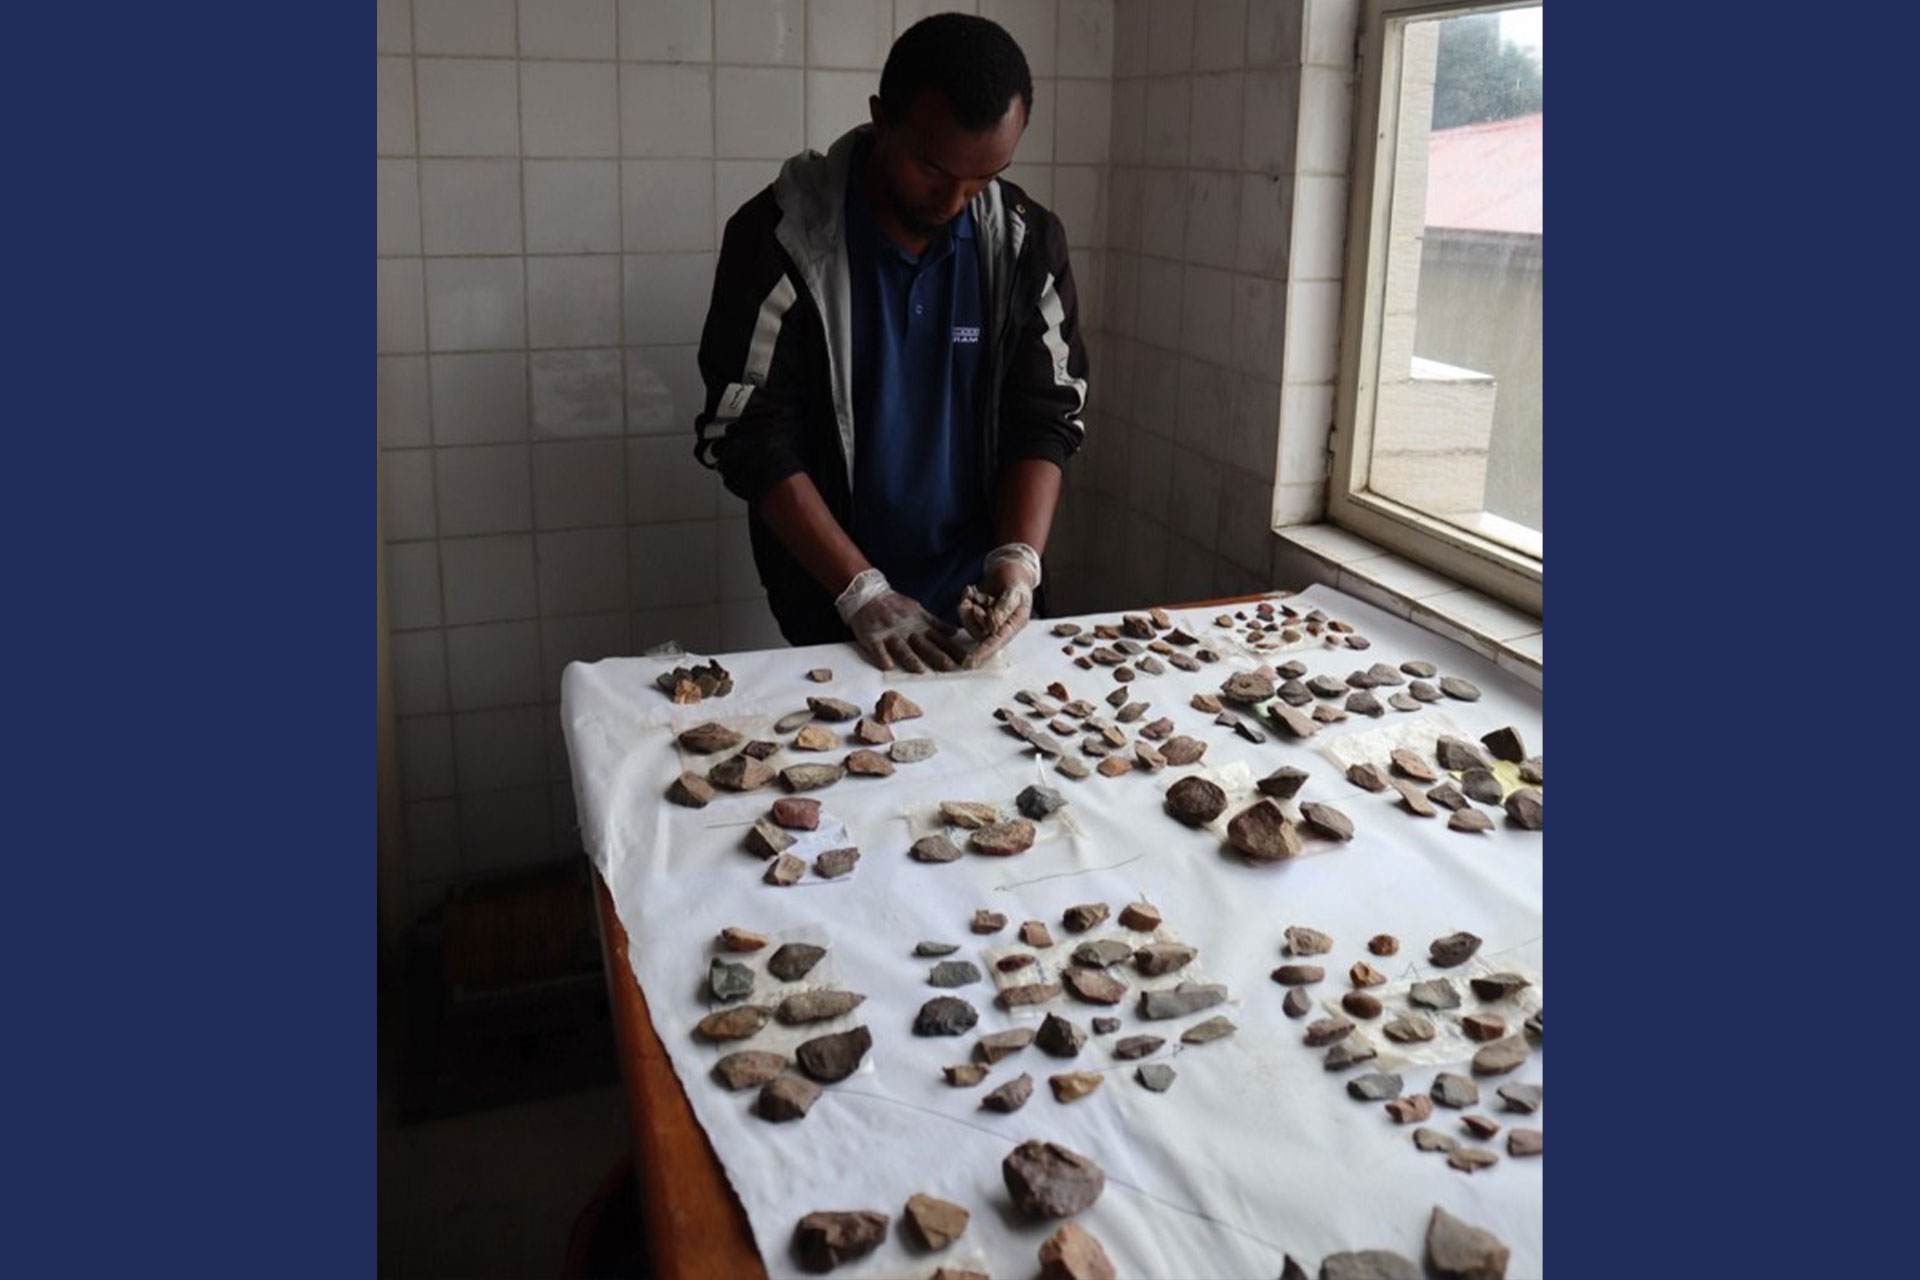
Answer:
[844,150,992,626]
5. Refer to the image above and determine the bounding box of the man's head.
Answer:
[867,13,1032,238]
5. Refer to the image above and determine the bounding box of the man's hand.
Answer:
[835,568,968,674]
[958,543,1041,669]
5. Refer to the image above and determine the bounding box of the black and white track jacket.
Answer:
[693,124,1090,644]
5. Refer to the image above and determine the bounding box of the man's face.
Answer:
[869,88,1027,237]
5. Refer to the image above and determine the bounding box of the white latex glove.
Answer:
[834,568,967,674]
[958,542,1041,669]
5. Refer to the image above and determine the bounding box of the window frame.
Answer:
[1330,0,1544,616]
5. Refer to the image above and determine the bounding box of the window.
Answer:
[1332,1,1544,614]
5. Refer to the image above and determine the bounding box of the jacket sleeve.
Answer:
[693,194,814,505]
[997,207,1090,471]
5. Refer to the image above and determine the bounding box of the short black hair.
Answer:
[878,13,1033,132]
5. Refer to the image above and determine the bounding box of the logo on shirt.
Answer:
[951,325,980,345]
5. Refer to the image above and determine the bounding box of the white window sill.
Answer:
[1274,523,1542,690]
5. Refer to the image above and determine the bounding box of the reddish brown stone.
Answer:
[1038,1222,1117,1280]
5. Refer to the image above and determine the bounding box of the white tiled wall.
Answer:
[379,1,1116,904]
[1049,0,1356,616]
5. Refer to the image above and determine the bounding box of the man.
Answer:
[693,13,1089,673]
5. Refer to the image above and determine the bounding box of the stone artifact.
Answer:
[1305,1017,1354,1047]
[1346,691,1384,718]
[1341,991,1382,1019]
[712,1050,787,1090]
[1063,903,1110,932]
[1136,1063,1177,1092]
[1133,942,1198,976]
[813,846,860,878]
[1391,780,1437,818]
[1228,800,1303,861]
[709,958,755,1002]
[1113,666,1135,683]
[770,797,821,830]
[1460,770,1503,805]
[1118,901,1162,931]
[763,853,805,885]
[1508,1128,1543,1156]
[1191,693,1223,714]
[1386,1094,1434,1123]
[974,1028,1035,1064]
[1427,1206,1511,1280]
[929,960,982,988]
[943,1063,988,1087]
[914,941,959,957]
[970,820,1037,855]
[1166,776,1228,826]
[805,695,860,722]
[1462,1014,1505,1042]
[1268,702,1320,738]
[1425,782,1469,811]
[1020,920,1055,948]
[1432,1073,1479,1108]
[1472,1035,1530,1076]
[746,818,796,860]
[914,996,980,1036]
[1525,1010,1543,1041]
[1049,1071,1103,1102]
[1114,1034,1165,1060]
[940,800,1000,828]
[1409,680,1443,703]
[1429,931,1483,967]
[720,926,768,952]
[1271,964,1325,985]
[1038,1222,1116,1280]
[1386,748,1435,782]
[1408,979,1460,1010]
[874,690,922,723]
[1139,982,1228,1019]
[1413,1128,1457,1153]
[890,738,938,763]
[1062,967,1127,1005]
[852,716,893,745]
[791,1210,887,1272]
[1051,718,1078,736]
[843,749,893,777]
[1346,762,1389,792]
[1435,736,1489,772]
[1519,757,1544,785]
[905,1194,971,1250]
[1448,1148,1499,1173]
[1308,674,1348,699]
[1384,1015,1436,1043]
[997,954,1036,973]
[1018,784,1067,819]
[741,739,780,758]
[910,834,963,863]
[1462,1115,1501,1139]
[1134,741,1167,771]
[757,1076,822,1122]
[679,725,744,756]
[1347,1072,1403,1100]
[1072,939,1133,967]
[1498,1083,1543,1113]
[1504,788,1544,829]
[781,763,845,791]
[1095,756,1133,778]
[774,709,816,734]
[1470,973,1531,1000]
[708,754,775,792]
[1036,1012,1088,1056]
[795,1026,872,1082]
[1282,987,1313,1018]
[1277,679,1313,706]
[998,981,1063,1008]
[1138,716,1175,740]
[767,942,826,981]
[1479,725,1525,764]
[806,669,833,684]
[1003,1140,1106,1218]
[1092,1017,1120,1034]
[666,772,716,808]
[983,1074,1029,1113]
[1115,701,1148,724]
[657,659,733,702]
[1324,1039,1377,1070]
[1182,1015,1237,1044]
[696,1006,770,1040]
[1299,802,1355,841]
[1387,692,1419,712]
[971,909,1007,934]
[778,990,867,1024]
[1448,809,1494,833]
[1064,699,1097,717]
[1350,965,1386,994]
[1439,676,1482,701]
[1221,671,1276,703]
[1258,766,1310,799]
[793,724,840,752]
